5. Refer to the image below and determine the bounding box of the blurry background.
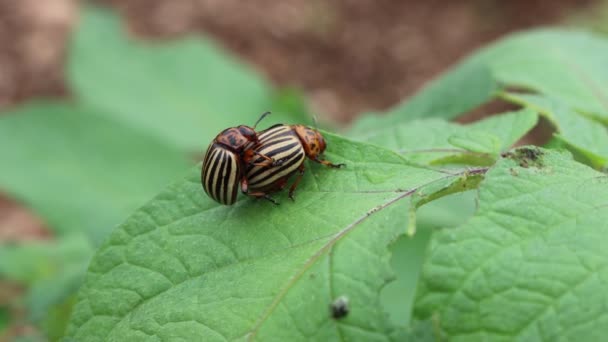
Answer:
[5,0,608,243]
[5,0,608,120]
[1,0,608,340]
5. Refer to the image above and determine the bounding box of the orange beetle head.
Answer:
[293,125,326,159]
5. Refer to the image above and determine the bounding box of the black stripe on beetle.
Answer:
[202,145,241,205]
[260,141,300,157]
[247,133,304,182]
[249,151,305,188]
[220,150,233,204]
[242,124,345,204]
[203,147,221,199]
[201,112,271,205]
[212,150,227,203]
[258,124,291,141]
[256,136,295,151]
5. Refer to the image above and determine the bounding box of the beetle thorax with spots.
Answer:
[214,125,258,153]
[292,125,327,159]
[201,111,273,206]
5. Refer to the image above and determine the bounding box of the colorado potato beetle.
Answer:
[201,112,279,205]
[242,123,345,204]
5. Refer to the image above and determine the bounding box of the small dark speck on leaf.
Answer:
[366,206,381,216]
[502,147,544,168]
[520,147,542,160]
[330,295,350,319]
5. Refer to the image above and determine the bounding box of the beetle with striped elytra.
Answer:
[201,111,281,205]
[242,123,345,204]
[202,112,345,205]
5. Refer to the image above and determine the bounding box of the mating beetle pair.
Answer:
[201,112,344,205]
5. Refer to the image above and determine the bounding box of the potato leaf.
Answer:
[416,148,608,341]
[502,92,608,169]
[359,109,537,166]
[65,134,478,341]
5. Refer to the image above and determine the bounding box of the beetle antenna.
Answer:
[312,114,319,131]
[253,111,271,129]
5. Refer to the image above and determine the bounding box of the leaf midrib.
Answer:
[244,189,421,340]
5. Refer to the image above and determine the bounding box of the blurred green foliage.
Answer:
[361,108,537,165]
[0,103,190,242]
[0,306,7,332]
[0,5,310,340]
[69,7,308,151]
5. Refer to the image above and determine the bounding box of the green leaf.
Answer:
[351,29,608,139]
[269,88,314,126]
[66,134,477,341]
[381,229,432,329]
[350,56,498,133]
[357,118,461,164]
[448,131,502,155]
[502,92,608,169]
[12,336,46,342]
[402,319,437,342]
[37,294,78,342]
[485,30,608,121]
[0,234,92,340]
[0,102,190,242]
[69,7,307,152]
[358,109,538,166]
[462,109,539,151]
[415,148,608,341]
[381,190,477,327]
[0,306,7,334]
[0,235,92,285]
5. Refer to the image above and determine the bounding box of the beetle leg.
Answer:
[288,164,306,201]
[313,157,345,168]
[254,150,273,162]
[240,177,249,194]
[252,160,273,167]
[252,151,284,167]
[263,195,279,205]
[246,190,279,205]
